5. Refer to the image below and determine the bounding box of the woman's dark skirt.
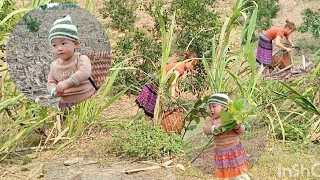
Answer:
[256,34,273,66]
[136,83,158,118]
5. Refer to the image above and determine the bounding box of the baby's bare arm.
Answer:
[203,120,214,135]
[170,71,180,98]
[203,118,223,135]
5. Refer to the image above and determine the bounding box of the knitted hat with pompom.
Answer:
[48,15,78,43]
[208,92,230,107]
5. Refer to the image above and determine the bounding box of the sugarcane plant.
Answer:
[176,0,261,137]
[201,0,259,132]
[153,6,200,127]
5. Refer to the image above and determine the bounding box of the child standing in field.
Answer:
[136,51,198,118]
[256,19,296,75]
[203,93,250,180]
[47,15,96,108]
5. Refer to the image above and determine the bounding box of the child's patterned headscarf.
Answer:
[48,15,78,43]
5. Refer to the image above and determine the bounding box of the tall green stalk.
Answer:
[243,1,258,99]
[85,0,96,12]
[203,0,258,97]
[153,5,176,126]
[54,62,129,152]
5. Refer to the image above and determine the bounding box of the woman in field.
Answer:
[256,19,296,75]
[136,51,199,118]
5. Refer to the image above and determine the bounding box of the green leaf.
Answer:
[280,82,320,115]
[0,6,34,26]
[0,94,24,114]
[203,95,210,103]
[195,117,200,124]
[272,103,286,143]
[220,109,233,125]
[185,117,192,122]
[100,65,121,102]
[97,86,130,116]
[194,98,203,107]
[220,109,227,122]
[245,3,258,43]
[202,56,215,92]
[32,0,40,7]
[0,0,5,9]
[217,120,237,133]
[190,109,197,115]
[228,101,235,114]
[188,125,197,131]
[234,98,245,111]
[166,72,176,85]
[199,108,208,116]
[226,69,245,97]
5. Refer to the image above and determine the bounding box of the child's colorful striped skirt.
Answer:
[214,143,250,178]
[256,34,273,66]
[58,91,97,109]
[136,83,158,118]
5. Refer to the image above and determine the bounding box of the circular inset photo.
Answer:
[6,3,111,108]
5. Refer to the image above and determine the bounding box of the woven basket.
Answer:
[83,51,111,89]
[271,51,291,69]
[161,108,184,134]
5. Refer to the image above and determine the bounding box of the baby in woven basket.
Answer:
[47,15,96,108]
[203,93,250,180]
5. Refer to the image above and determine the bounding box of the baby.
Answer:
[47,15,96,108]
[203,93,250,180]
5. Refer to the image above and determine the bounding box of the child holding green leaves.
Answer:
[203,93,250,180]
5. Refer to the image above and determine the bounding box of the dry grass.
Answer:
[102,95,140,120]
[249,140,320,180]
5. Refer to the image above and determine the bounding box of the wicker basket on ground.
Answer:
[161,107,185,134]
[83,51,111,90]
[271,51,291,69]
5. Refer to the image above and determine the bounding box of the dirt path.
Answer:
[0,157,178,180]
[102,95,140,120]
[0,131,206,180]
